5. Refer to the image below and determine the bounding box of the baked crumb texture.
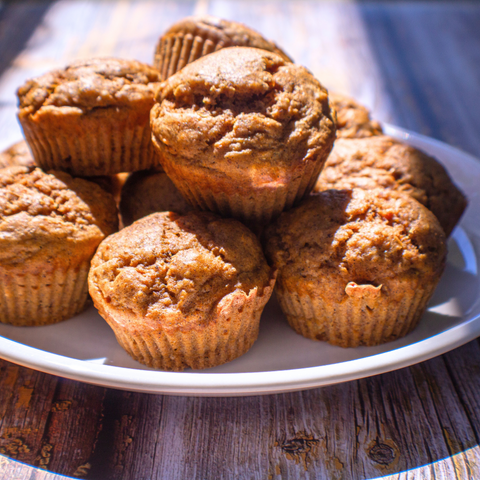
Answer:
[151,47,336,229]
[89,211,276,370]
[154,15,292,80]
[329,92,383,139]
[120,169,193,227]
[265,188,447,348]
[0,166,118,326]
[17,58,162,176]
[0,140,35,169]
[315,136,467,236]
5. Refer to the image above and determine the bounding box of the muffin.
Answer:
[151,47,336,229]
[0,166,118,326]
[0,140,128,208]
[314,135,467,236]
[329,92,382,139]
[264,188,447,348]
[0,140,35,169]
[154,15,292,80]
[17,58,163,176]
[120,169,193,226]
[89,211,276,370]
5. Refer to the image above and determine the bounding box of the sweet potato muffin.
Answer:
[0,166,118,326]
[17,58,162,176]
[154,15,292,80]
[264,188,447,347]
[151,47,336,229]
[314,136,467,236]
[120,169,193,226]
[329,92,382,139]
[0,141,127,214]
[88,211,276,370]
[0,140,35,169]
[87,172,127,204]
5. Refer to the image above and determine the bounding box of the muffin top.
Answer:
[0,140,35,169]
[0,166,118,266]
[329,92,382,139]
[265,188,447,287]
[17,58,162,117]
[151,47,335,182]
[155,15,292,68]
[315,136,467,236]
[89,211,273,327]
[120,170,193,226]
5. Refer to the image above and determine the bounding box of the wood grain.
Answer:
[0,363,57,467]
[1,1,480,479]
[2,342,480,479]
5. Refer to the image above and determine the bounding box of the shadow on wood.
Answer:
[358,3,480,158]
[0,0,55,80]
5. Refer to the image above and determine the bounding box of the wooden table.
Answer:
[1,1,480,478]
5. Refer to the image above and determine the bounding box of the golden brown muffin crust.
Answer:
[17,59,163,177]
[120,169,193,226]
[0,166,118,266]
[328,92,382,139]
[265,188,447,296]
[0,140,35,169]
[17,58,161,116]
[264,188,447,348]
[315,136,467,236]
[90,211,272,329]
[152,47,335,186]
[0,142,126,198]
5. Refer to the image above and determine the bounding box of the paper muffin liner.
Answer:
[20,108,158,176]
[94,274,276,371]
[275,277,439,348]
[154,31,224,80]
[158,157,325,230]
[0,260,91,327]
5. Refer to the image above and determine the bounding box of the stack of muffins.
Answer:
[0,15,466,370]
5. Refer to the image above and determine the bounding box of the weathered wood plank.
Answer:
[37,379,106,477]
[0,360,107,478]
[78,341,480,480]
[0,1,54,78]
[359,3,480,157]
[0,361,57,468]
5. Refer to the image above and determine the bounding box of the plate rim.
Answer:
[1,123,480,396]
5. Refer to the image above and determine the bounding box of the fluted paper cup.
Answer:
[275,276,439,348]
[20,105,159,176]
[90,273,276,371]
[0,260,91,327]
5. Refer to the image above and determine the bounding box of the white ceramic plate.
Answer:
[1,124,480,396]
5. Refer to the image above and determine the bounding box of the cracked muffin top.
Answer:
[264,188,447,291]
[89,211,273,327]
[151,47,335,177]
[0,140,35,169]
[17,58,162,116]
[314,136,467,236]
[329,92,382,139]
[154,15,292,74]
[0,166,118,266]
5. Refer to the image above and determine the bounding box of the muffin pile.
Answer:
[0,16,467,370]
[150,46,336,227]
[0,166,118,326]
